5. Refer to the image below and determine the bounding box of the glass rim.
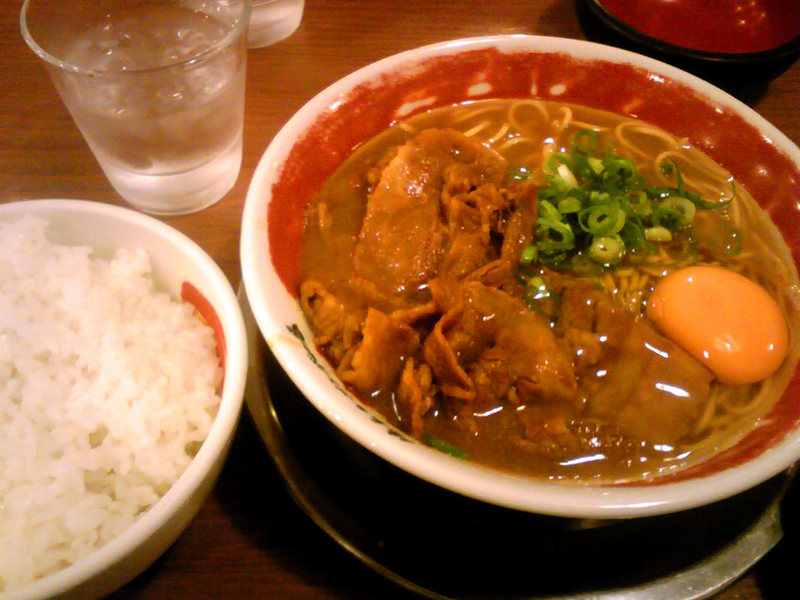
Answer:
[20,0,253,76]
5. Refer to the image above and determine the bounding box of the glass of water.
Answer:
[248,0,305,48]
[21,0,252,216]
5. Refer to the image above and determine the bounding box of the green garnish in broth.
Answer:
[424,435,469,459]
[517,129,735,270]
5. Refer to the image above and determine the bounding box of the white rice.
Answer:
[0,216,222,592]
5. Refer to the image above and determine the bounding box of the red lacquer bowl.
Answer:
[579,0,800,80]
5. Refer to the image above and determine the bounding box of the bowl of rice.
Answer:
[0,199,248,600]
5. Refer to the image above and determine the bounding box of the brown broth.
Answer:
[298,99,798,483]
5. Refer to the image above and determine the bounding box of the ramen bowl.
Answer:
[1,199,248,600]
[240,35,800,519]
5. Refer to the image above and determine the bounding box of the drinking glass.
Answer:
[21,0,252,216]
[248,0,305,48]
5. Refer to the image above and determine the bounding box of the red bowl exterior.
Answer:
[577,0,800,84]
[590,0,800,55]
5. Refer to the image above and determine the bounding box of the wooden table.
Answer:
[2,1,799,598]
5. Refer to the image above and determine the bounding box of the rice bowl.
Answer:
[0,199,247,600]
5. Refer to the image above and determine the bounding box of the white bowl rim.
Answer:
[0,199,248,600]
[241,34,800,519]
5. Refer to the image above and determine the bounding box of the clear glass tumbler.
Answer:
[21,0,252,216]
[248,0,305,48]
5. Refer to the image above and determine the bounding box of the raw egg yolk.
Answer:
[647,266,788,385]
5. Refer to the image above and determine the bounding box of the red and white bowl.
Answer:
[1,199,248,600]
[240,35,800,519]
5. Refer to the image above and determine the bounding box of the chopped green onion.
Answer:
[660,159,735,209]
[579,204,624,236]
[539,199,562,221]
[573,129,597,154]
[687,184,736,210]
[520,244,537,265]
[425,435,469,459]
[547,152,573,171]
[645,225,673,242]
[537,218,575,252]
[650,205,684,230]
[526,276,550,300]
[557,163,580,189]
[589,236,624,265]
[588,157,604,175]
[589,190,611,204]
[557,196,582,214]
[520,129,732,271]
[537,250,569,265]
[628,191,652,216]
[661,195,697,225]
[619,219,646,249]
